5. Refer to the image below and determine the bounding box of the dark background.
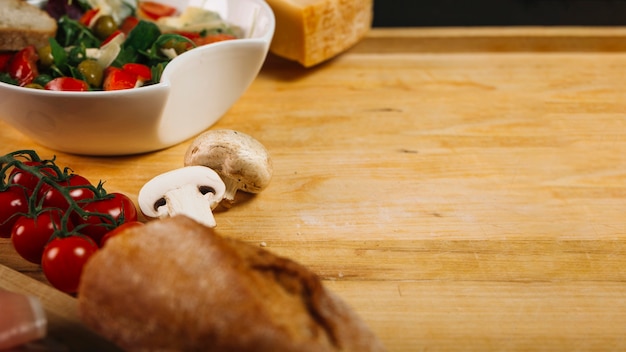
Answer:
[372,1,626,27]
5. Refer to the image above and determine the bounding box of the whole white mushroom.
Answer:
[184,129,273,207]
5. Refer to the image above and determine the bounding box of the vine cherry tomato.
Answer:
[0,187,28,238]
[99,221,144,247]
[39,174,95,210]
[9,161,58,196]
[41,236,98,294]
[45,77,90,91]
[11,209,73,264]
[8,46,39,86]
[138,1,177,20]
[76,192,138,245]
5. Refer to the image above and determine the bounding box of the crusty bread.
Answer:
[0,0,57,51]
[78,216,386,352]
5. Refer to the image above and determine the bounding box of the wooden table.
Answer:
[2,27,626,351]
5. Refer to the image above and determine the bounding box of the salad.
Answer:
[0,0,242,91]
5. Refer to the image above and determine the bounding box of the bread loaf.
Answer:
[78,216,385,351]
[0,0,57,51]
[266,0,373,67]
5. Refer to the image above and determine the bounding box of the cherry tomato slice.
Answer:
[45,77,90,91]
[119,16,139,35]
[79,8,100,27]
[99,221,144,247]
[8,46,39,86]
[173,31,201,40]
[138,1,177,20]
[11,209,73,264]
[122,63,151,81]
[42,236,98,294]
[0,187,28,238]
[192,34,237,46]
[103,67,138,91]
[100,30,124,47]
[77,192,138,245]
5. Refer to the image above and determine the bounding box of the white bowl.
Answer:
[0,0,274,155]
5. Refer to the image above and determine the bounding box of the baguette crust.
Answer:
[78,216,385,352]
[0,0,57,51]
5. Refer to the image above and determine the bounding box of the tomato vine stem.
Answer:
[0,150,122,239]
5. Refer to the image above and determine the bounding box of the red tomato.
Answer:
[99,221,144,247]
[39,174,95,210]
[77,193,138,245]
[101,30,124,47]
[79,8,99,27]
[122,63,151,81]
[103,67,138,91]
[8,46,39,86]
[138,1,177,20]
[192,34,237,46]
[0,52,13,72]
[173,31,201,40]
[0,187,28,238]
[9,161,59,196]
[11,209,73,264]
[41,236,98,294]
[45,77,90,91]
[119,16,139,35]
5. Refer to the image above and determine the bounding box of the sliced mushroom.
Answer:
[184,129,273,207]
[137,166,226,228]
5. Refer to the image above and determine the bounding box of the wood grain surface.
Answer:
[2,27,626,351]
[0,264,122,351]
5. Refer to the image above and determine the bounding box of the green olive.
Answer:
[93,15,118,40]
[78,60,104,88]
[37,45,54,68]
[24,83,44,90]
[161,39,191,55]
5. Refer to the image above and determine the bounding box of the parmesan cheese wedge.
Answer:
[265,0,373,67]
